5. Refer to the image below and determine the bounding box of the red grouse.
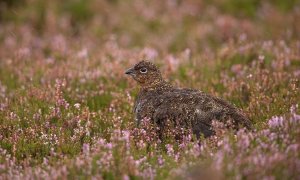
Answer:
[125,60,252,138]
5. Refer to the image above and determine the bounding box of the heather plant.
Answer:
[0,0,300,179]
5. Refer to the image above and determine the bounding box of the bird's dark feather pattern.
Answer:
[126,60,252,138]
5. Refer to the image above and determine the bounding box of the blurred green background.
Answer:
[1,0,299,52]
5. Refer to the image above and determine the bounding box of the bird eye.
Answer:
[140,68,147,73]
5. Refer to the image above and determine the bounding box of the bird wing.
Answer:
[152,88,252,133]
[151,89,218,137]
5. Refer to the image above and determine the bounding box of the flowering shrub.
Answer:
[0,0,300,179]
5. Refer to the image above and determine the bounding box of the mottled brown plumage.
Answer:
[125,60,252,138]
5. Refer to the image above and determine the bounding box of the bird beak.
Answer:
[125,67,135,75]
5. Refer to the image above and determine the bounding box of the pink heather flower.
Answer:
[190,143,201,157]
[238,33,247,42]
[106,143,113,150]
[222,138,232,153]
[141,47,158,60]
[122,130,131,154]
[97,138,106,145]
[166,144,174,157]
[75,157,85,168]
[293,70,300,77]
[182,48,191,60]
[82,143,90,155]
[45,57,55,64]
[141,166,156,180]
[136,140,146,149]
[174,153,180,162]
[52,35,67,53]
[268,116,284,128]
[74,103,81,109]
[43,158,49,165]
[236,130,251,150]
[179,134,192,150]
[214,151,224,170]
[285,144,299,153]
[0,102,7,111]
[97,151,113,170]
[55,79,69,109]
[231,64,243,75]
[290,114,300,124]
[262,176,275,180]
[122,175,130,180]
[289,104,300,123]
[17,47,30,58]
[217,140,224,147]
[179,142,186,150]
[290,104,297,113]
[157,155,164,166]
[135,157,147,166]
[122,130,130,142]
[166,55,179,71]
[77,48,88,59]
[258,55,265,61]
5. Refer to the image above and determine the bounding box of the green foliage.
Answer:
[205,0,298,18]
[0,67,19,90]
[0,0,25,7]
[0,0,300,179]
[222,0,260,18]
[272,0,299,12]
[15,139,51,163]
[86,93,113,112]
[61,0,94,24]
[222,53,256,70]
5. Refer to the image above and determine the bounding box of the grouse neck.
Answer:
[141,80,172,91]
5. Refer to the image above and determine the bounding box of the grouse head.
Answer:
[125,60,164,89]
